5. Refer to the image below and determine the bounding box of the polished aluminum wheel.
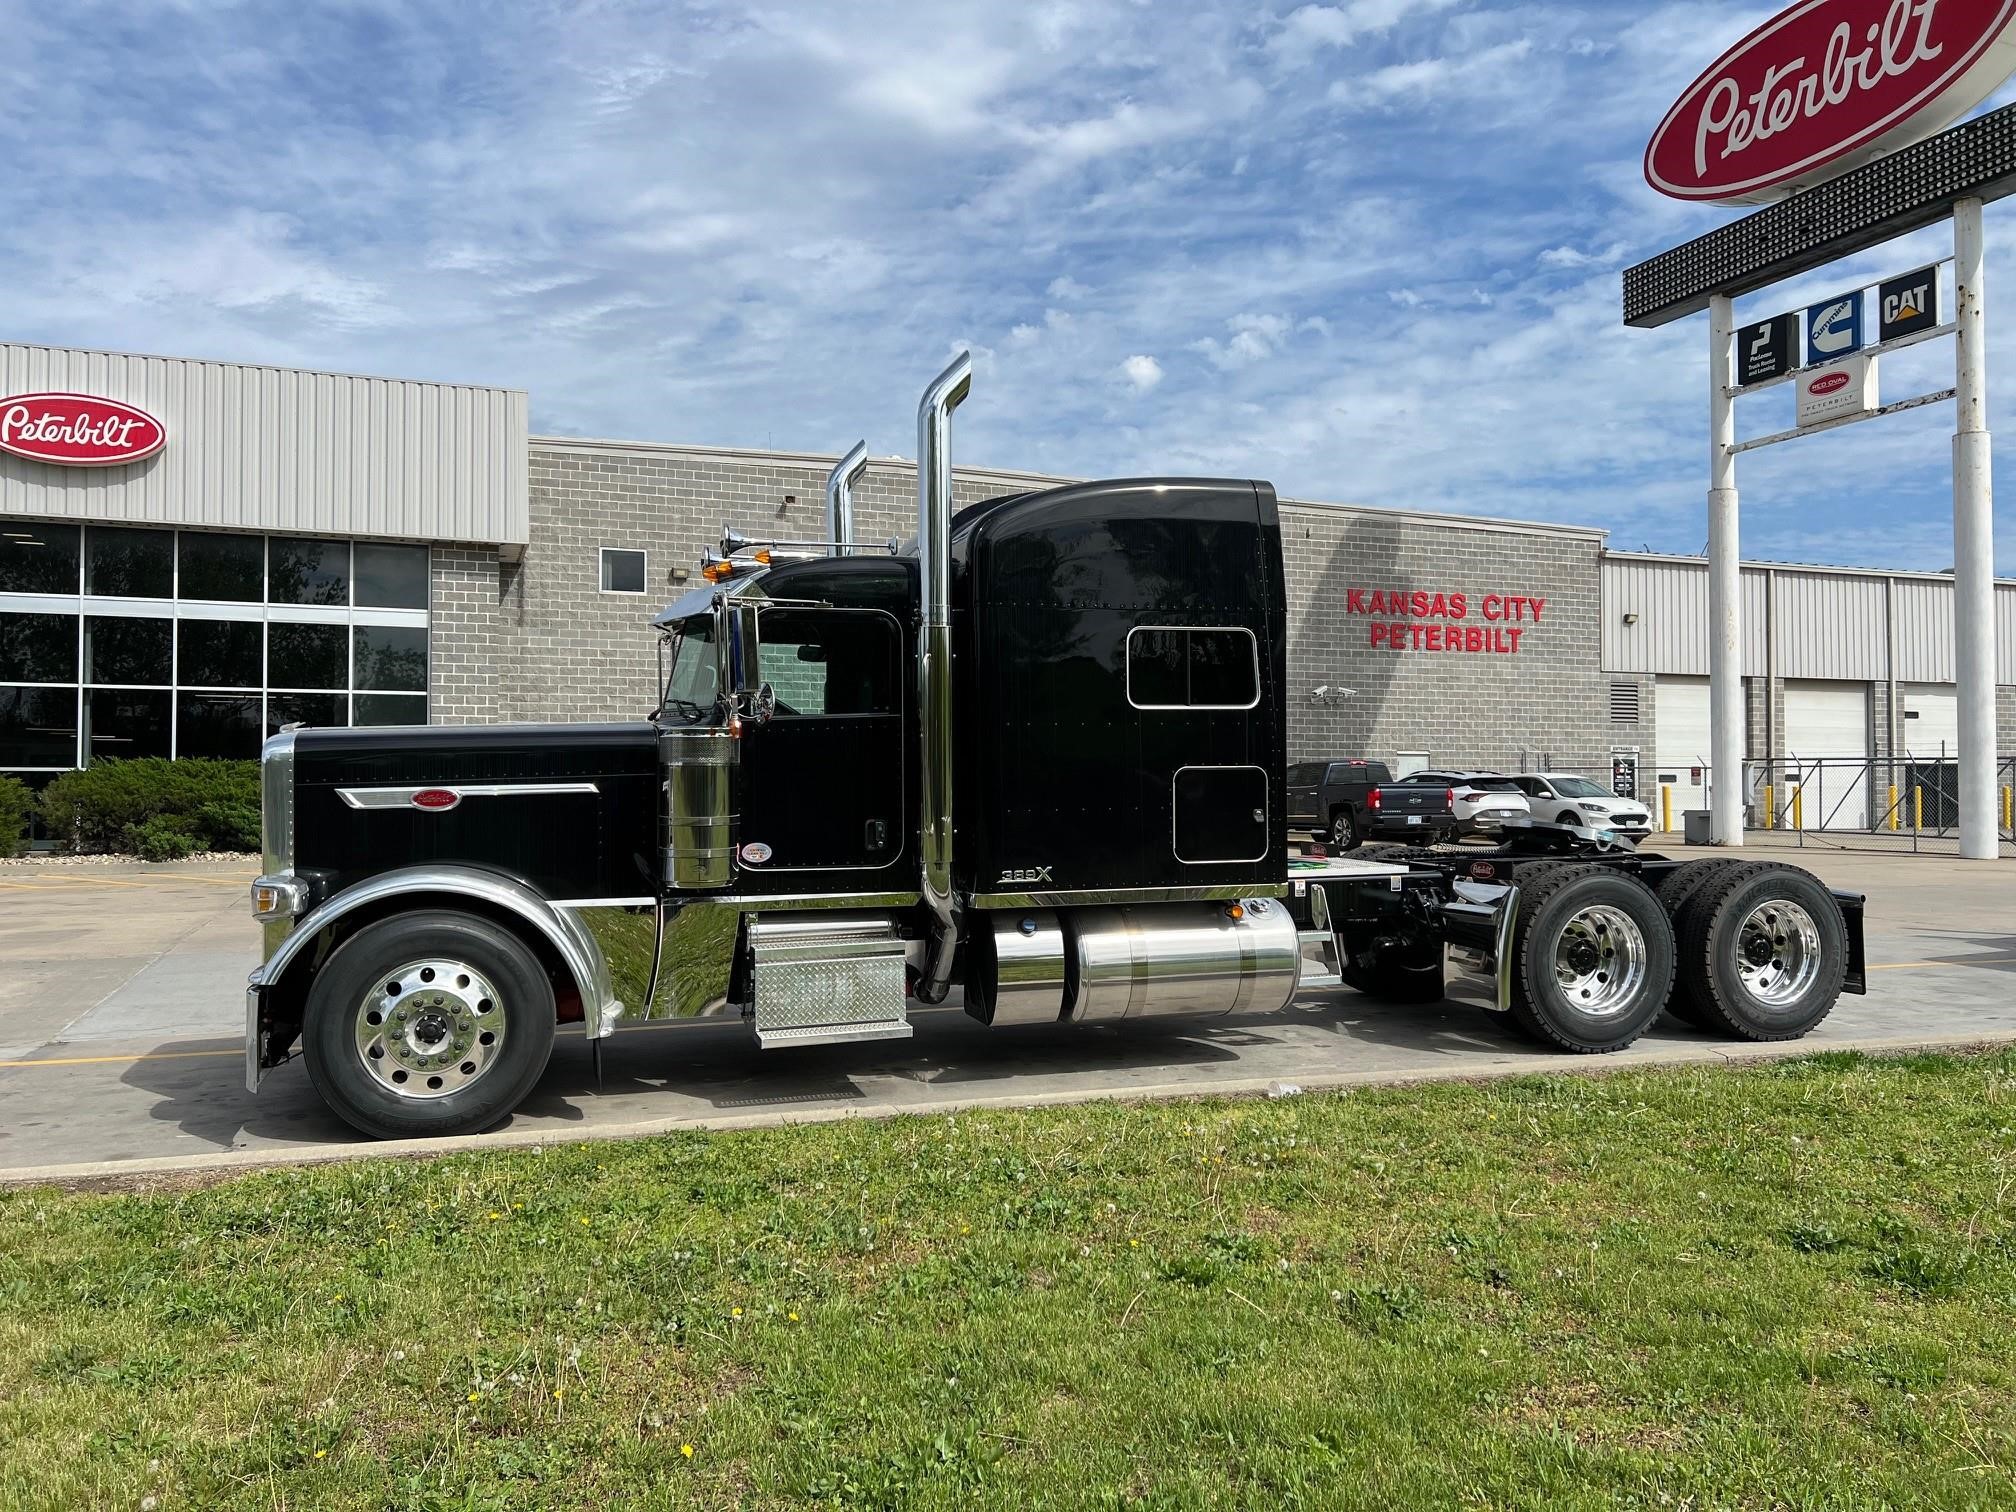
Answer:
[1552,905,1648,1017]
[1734,900,1822,1007]
[355,958,506,1100]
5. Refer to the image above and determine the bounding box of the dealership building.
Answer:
[3,340,2013,833]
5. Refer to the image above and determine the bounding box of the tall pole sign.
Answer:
[1631,0,2016,857]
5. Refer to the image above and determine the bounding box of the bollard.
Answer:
[1762,783,1776,830]
[1914,786,1925,831]
[2004,784,2013,833]
[1791,787,1804,831]
[1661,785,1673,833]
[1888,783,1899,832]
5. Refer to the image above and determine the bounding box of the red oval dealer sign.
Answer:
[1810,371,1853,395]
[1647,0,2016,206]
[0,392,167,467]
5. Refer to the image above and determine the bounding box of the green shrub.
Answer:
[0,774,31,858]
[125,815,203,863]
[38,758,260,855]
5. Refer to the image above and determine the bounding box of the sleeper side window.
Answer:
[1126,626,1259,711]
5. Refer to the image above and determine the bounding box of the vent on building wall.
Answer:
[1609,682,1642,724]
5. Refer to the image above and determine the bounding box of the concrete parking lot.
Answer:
[1,844,2012,1184]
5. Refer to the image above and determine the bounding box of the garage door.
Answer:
[1899,684,1959,757]
[1783,681,1869,829]
[1655,677,1712,821]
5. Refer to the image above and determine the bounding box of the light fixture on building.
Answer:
[1622,611,1641,626]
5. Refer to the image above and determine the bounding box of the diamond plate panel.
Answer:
[1626,103,2016,329]
[752,945,908,1035]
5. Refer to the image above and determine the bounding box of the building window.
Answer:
[1126,626,1261,711]
[600,548,647,595]
[0,522,80,594]
[0,523,432,775]
[178,533,264,603]
[85,526,175,598]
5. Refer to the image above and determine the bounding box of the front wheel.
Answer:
[1508,867,1675,1053]
[1331,810,1361,851]
[302,910,558,1140]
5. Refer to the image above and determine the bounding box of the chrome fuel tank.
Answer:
[1065,899,1298,1023]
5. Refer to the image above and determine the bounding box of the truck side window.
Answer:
[1126,626,1259,710]
[756,608,900,718]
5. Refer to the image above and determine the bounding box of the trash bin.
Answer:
[1682,809,1713,845]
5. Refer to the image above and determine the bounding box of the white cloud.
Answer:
[1047,275,1091,299]
[1269,0,1467,67]
[1120,354,1164,390]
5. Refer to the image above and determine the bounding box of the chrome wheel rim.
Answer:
[355,958,505,1100]
[1553,905,1647,1018]
[1735,901,1821,1007]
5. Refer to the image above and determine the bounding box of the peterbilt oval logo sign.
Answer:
[1646,0,2016,206]
[0,392,166,466]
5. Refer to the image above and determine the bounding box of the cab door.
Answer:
[736,606,908,877]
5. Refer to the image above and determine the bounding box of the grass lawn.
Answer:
[3,1050,2015,1510]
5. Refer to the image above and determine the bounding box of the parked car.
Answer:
[1509,773,1652,836]
[1286,759,1457,850]
[1401,769,1532,837]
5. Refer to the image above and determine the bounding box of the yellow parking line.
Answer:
[0,1049,241,1069]
[1867,955,2016,971]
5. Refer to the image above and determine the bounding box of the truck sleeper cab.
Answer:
[246,354,1867,1140]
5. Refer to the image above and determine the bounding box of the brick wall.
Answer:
[430,442,1616,776]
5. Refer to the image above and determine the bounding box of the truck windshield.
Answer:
[660,614,722,722]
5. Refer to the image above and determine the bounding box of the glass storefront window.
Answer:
[0,612,78,683]
[178,619,263,688]
[176,691,264,760]
[268,692,346,733]
[270,538,350,606]
[268,623,347,689]
[0,688,78,766]
[85,526,174,598]
[85,688,171,762]
[353,625,427,692]
[354,542,429,609]
[179,533,264,602]
[0,522,81,594]
[85,617,172,686]
[355,693,428,726]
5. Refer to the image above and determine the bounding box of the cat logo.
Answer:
[997,866,1053,885]
[1878,265,1941,342]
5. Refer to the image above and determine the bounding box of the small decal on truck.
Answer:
[741,842,772,864]
[998,866,1053,885]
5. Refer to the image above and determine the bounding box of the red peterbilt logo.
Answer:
[0,392,166,466]
[1810,371,1853,394]
[1646,0,2016,206]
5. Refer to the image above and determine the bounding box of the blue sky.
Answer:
[2,0,2013,571]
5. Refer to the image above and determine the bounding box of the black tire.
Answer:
[303,910,558,1140]
[1555,811,1581,828]
[1673,863,1847,1041]
[1652,861,1754,1027]
[1508,866,1675,1053]
[1331,809,1361,851]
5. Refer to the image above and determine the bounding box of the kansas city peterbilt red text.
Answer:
[1342,588,1546,655]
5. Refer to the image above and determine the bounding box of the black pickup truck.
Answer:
[1286,759,1456,850]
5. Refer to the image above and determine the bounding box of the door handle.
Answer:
[865,817,888,852]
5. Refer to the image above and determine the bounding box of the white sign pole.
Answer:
[1952,197,1999,860]
[1708,293,1746,846]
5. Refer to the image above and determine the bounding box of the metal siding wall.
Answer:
[1998,583,2016,678]
[1774,573,1887,679]
[0,343,527,545]
[1600,557,1765,676]
[1892,578,1956,682]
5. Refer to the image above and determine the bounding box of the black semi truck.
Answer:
[246,354,1866,1139]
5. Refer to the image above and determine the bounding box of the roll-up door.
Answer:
[1782,681,1869,830]
[1655,676,1711,817]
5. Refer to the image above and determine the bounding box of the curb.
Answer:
[3,1030,2011,1193]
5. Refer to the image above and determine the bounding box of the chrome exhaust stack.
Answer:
[825,440,869,556]
[914,351,972,1004]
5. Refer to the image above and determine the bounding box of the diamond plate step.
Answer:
[746,911,911,1050]
[754,1019,914,1049]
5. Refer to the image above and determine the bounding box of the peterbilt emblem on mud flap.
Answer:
[998,866,1053,885]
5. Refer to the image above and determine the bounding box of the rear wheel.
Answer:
[1331,809,1360,851]
[1508,866,1675,1053]
[1653,861,1755,1027]
[303,910,557,1140]
[1673,864,1846,1041]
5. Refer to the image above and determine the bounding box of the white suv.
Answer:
[1511,773,1652,836]
[1401,770,1532,837]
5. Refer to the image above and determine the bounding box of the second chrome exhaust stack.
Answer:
[824,440,869,555]
[914,351,972,1004]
